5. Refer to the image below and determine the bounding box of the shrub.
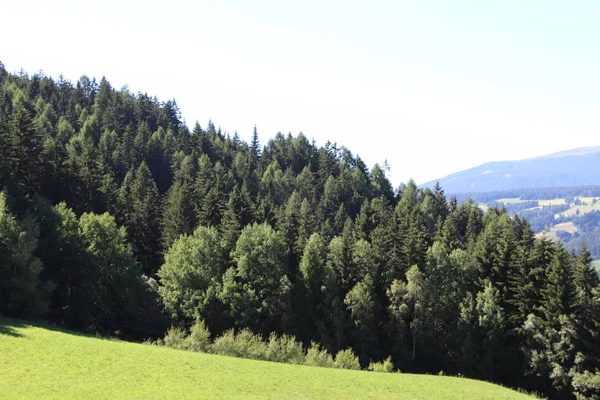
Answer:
[266,333,305,364]
[163,327,189,350]
[185,319,211,353]
[235,329,268,360]
[368,356,395,373]
[211,329,237,356]
[211,329,268,360]
[334,348,360,370]
[304,342,334,368]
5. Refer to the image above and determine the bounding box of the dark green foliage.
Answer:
[118,161,163,275]
[0,193,45,316]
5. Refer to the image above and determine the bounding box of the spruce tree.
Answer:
[162,156,196,250]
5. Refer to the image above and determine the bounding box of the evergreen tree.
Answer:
[119,161,163,275]
[6,94,45,194]
[162,156,196,250]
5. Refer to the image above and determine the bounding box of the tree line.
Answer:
[1,63,600,399]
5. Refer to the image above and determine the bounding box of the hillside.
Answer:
[2,65,600,399]
[421,146,600,193]
[0,318,533,400]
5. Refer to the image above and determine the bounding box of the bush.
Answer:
[212,329,268,360]
[266,333,305,364]
[211,329,237,356]
[368,356,395,373]
[185,319,211,353]
[334,348,360,370]
[304,342,334,368]
[163,327,189,350]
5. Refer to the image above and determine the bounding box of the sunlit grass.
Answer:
[0,318,535,399]
[537,198,566,206]
[495,198,526,204]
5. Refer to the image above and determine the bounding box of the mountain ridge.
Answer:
[421,146,600,193]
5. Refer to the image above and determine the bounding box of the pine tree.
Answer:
[541,247,577,325]
[162,156,197,250]
[119,161,163,275]
[221,185,255,252]
[6,95,45,194]
[250,125,260,167]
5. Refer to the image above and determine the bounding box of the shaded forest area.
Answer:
[1,63,600,399]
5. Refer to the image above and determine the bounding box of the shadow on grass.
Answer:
[0,318,27,337]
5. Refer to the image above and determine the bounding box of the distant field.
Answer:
[0,318,534,400]
[592,260,600,272]
[537,222,578,241]
[578,197,599,205]
[558,204,600,218]
[495,198,566,206]
[496,198,527,204]
[552,222,578,234]
[538,199,567,206]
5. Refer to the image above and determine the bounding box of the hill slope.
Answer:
[421,146,600,193]
[0,318,533,399]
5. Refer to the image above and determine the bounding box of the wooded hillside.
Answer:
[1,63,599,399]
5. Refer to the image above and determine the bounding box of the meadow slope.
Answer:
[0,318,534,400]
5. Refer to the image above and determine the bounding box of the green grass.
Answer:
[592,260,600,273]
[557,203,600,217]
[496,198,526,204]
[576,197,600,206]
[536,222,578,241]
[0,318,534,399]
[537,198,566,206]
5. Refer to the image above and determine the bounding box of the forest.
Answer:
[1,62,599,399]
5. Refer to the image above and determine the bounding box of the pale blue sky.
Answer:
[1,0,599,185]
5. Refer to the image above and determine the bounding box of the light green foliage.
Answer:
[368,356,395,373]
[220,223,291,333]
[186,319,212,353]
[211,328,268,360]
[344,275,376,351]
[334,348,361,370]
[158,226,225,321]
[162,319,212,353]
[304,342,335,367]
[476,281,504,334]
[266,333,305,365]
[163,326,189,350]
[572,370,600,400]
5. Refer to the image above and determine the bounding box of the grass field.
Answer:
[536,222,578,241]
[537,199,567,206]
[495,198,566,206]
[0,318,534,399]
[496,198,527,204]
[557,203,600,218]
[592,260,600,273]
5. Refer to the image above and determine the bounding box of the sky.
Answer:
[1,0,599,186]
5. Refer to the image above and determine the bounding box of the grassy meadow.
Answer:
[0,318,534,400]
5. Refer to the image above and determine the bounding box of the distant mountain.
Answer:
[421,146,600,193]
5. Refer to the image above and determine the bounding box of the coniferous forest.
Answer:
[1,63,600,399]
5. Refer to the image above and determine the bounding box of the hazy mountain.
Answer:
[421,146,600,193]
